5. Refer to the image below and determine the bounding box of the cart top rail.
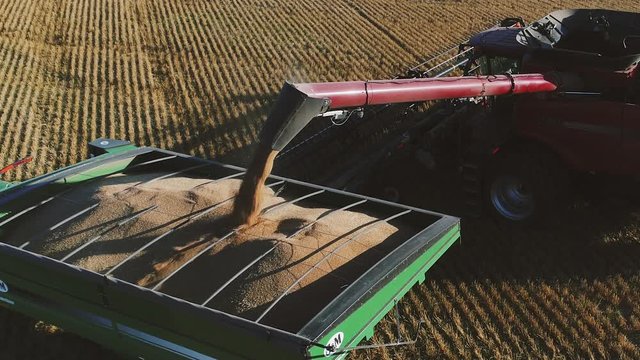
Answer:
[0,141,460,359]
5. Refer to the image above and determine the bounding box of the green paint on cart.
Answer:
[0,140,460,359]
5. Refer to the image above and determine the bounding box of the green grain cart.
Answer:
[0,139,459,359]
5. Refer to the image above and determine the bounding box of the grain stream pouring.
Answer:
[232,82,330,226]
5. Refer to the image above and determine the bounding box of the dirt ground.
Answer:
[1,0,640,359]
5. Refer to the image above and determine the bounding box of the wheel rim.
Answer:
[490,175,535,221]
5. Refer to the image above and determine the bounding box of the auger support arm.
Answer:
[265,74,558,151]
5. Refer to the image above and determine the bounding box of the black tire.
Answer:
[483,148,567,227]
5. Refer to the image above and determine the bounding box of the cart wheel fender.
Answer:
[324,331,344,357]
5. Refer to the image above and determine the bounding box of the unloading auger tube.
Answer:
[233,73,560,225]
[265,73,559,151]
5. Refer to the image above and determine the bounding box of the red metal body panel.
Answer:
[294,74,557,110]
[622,103,640,174]
[515,95,627,173]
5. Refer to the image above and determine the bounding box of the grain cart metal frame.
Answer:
[0,140,460,359]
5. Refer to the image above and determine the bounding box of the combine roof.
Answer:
[470,9,640,66]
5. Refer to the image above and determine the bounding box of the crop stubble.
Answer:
[0,0,640,359]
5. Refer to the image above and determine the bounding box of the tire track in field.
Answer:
[65,0,85,166]
[416,281,459,358]
[80,0,95,148]
[118,1,138,146]
[157,0,207,153]
[185,0,243,157]
[29,0,60,174]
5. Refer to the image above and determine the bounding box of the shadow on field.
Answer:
[168,92,277,168]
[364,155,640,282]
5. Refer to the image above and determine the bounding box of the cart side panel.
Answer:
[0,270,242,360]
[0,245,106,305]
[0,244,308,360]
[103,279,310,360]
[305,222,460,359]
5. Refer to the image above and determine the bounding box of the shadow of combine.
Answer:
[445,200,640,282]
[365,155,640,282]
[167,92,277,168]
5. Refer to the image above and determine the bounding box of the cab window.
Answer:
[477,56,520,75]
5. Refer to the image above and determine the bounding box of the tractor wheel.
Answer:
[483,149,567,227]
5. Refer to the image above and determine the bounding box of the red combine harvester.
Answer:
[264,8,640,226]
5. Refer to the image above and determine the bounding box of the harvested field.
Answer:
[0,0,640,359]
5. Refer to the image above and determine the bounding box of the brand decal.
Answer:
[324,331,344,357]
[0,280,7,293]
